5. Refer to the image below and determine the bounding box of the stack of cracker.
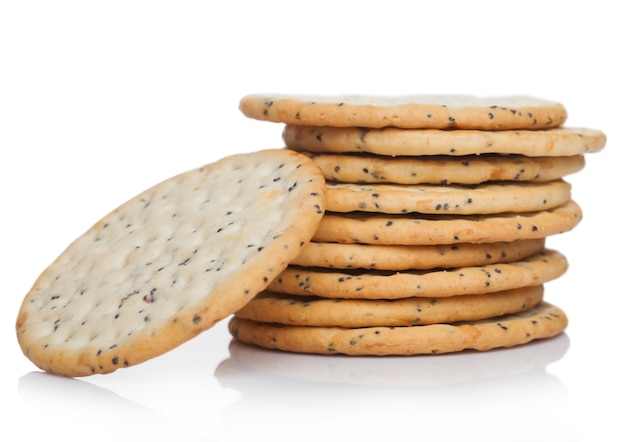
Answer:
[231,94,606,356]
[14,95,605,377]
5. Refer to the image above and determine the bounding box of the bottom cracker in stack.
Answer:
[230,301,567,356]
[230,248,569,355]
[231,93,607,356]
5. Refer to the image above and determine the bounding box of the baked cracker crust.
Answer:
[16,149,326,377]
[235,285,544,327]
[240,94,568,130]
[229,301,567,355]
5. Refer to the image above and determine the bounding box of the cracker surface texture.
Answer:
[324,180,571,215]
[240,94,568,130]
[284,126,606,156]
[235,285,544,327]
[16,149,326,377]
[304,152,585,185]
[229,302,568,355]
[292,238,546,270]
[269,249,568,299]
[314,200,583,245]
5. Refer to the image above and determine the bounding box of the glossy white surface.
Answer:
[2,1,624,441]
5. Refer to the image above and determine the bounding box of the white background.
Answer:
[1,1,624,441]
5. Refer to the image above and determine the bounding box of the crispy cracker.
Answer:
[292,238,545,270]
[229,301,568,355]
[302,152,585,185]
[325,180,571,215]
[269,249,567,299]
[235,285,544,327]
[284,126,605,156]
[314,200,582,245]
[16,149,326,377]
[240,94,568,130]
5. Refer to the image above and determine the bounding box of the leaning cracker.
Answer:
[15,149,326,377]
[292,238,545,270]
[314,200,582,245]
[284,126,605,156]
[325,180,571,215]
[235,285,544,327]
[269,250,567,299]
[228,301,568,355]
[303,152,585,185]
[240,94,568,130]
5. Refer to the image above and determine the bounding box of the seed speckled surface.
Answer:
[240,94,569,130]
[235,285,544,327]
[229,301,568,355]
[284,126,605,156]
[269,250,567,299]
[314,200,582,245]
[16,149,326,377]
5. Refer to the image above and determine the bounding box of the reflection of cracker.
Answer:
[229,301,567,356]
[240,94,568,130]
[314,200,582,245]
[16,149,326,377]
[235,285,544,327]
[293,238,545,270]
[269,250,567,299]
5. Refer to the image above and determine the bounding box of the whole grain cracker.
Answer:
[268,249,567,299]
[218,329,570,387]
[292,238,545,270]
[314,200,582,245]
[325,180,571,215]
[235,285,544,327]
[303,152,585,185]
[228,301,568,355]
[284,126,605,156]
[16,149,326,377]
[240,94,568,130]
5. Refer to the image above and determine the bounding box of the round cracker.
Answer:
[269,249,567,299]
[325,180,571,215]
[292,238,546,270]
[16,149,326,377]
[303,152,585,185]
[240,94,568,130]
[228,301,568,355]
[218,329,570,387]
[284,126,606,157]
[314,200,582,245]
[235,285,544,327]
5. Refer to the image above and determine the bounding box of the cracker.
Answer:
[325,180,571,215]
[284,126,606,156]
[303,152,585,185]
[15,149,326,377]
[235,285,544,327]
[268,249,567,299]
[228,301,568,355]
[292,238,545,270]
[218,329,570,387]
[314,200,582,245]
[239,94,568,130]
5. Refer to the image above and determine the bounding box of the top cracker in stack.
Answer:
[231,94,606,356]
